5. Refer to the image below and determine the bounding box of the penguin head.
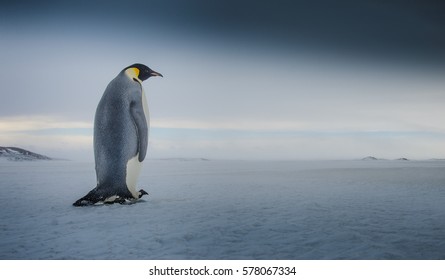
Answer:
[124,63,163,82]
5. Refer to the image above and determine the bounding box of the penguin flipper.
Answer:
[130,97,148,162]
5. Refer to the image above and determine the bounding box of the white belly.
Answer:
[126,154,142,198]
[126,87,149,199]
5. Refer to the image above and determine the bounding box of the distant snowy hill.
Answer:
[0,146,52,161]
[362,156,379,161]
[362,156,411,161]
[157,157,210,161]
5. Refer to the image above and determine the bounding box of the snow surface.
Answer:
[0,159,444,259]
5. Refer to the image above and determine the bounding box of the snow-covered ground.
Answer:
[0,159,444,259]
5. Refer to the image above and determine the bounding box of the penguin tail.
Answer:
[73,189,103,207]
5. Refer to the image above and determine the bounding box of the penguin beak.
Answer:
[150,70,163,77]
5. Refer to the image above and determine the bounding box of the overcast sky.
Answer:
[1,0,444,160]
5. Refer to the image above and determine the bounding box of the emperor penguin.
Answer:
[73,63,162,206]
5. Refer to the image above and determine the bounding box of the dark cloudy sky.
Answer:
[1,0,444,160]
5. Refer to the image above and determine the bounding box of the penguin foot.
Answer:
[138,189,148,198]
[104,196,126,205]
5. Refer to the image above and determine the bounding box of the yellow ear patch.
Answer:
[124,67,141,82]
[133,67,140,77]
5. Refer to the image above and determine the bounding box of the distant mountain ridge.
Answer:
[362,156,410,161]
[362,156,379,161]
[156,157,210,162]
[0,146,52,161]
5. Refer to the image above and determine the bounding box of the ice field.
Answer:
[0,159,444,259]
